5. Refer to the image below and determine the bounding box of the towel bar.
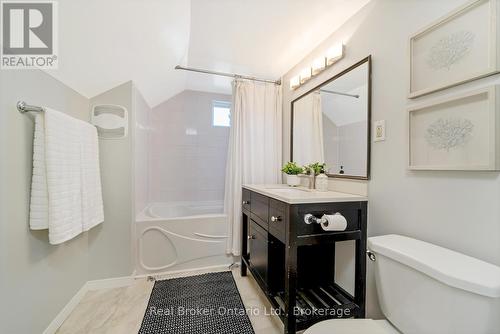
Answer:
[17,101,45,113]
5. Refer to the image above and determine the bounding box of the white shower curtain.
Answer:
[224,79,282,256]
[292,91,324,165]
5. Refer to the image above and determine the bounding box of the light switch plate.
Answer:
[374,120,386,142]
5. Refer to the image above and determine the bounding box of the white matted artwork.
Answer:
[408,86,500,170]
[409,0,500,98]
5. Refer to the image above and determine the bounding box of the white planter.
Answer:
[286,174,300,187]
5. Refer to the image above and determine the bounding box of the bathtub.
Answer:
[135,201,233,275]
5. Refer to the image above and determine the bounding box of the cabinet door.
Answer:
[248,219,268,285]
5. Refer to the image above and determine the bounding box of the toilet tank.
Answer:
[368,235,500,334]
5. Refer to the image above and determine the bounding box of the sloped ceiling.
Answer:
[47,0,191,107]
[186,0,371,95]
[46,0,370,107]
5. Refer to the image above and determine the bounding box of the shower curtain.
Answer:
[292,91,324,165]
[224,79,282,256]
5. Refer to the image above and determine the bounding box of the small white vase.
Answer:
[286,174,300,187]
[315,173,328,192]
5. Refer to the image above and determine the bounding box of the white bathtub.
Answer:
[135,201,233,275]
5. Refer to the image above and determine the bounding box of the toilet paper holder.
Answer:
[304,213,327,225]
[304,212,345,226]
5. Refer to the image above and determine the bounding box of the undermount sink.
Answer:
[263,185,312,192]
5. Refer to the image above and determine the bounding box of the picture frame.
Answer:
[408,86,500,170]
[409,0,500,98]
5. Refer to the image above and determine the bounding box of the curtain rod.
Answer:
[175,65,281,85]
[319,89,359,98]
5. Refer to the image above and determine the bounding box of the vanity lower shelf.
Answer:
[242,254,361,331]
[272,284,359,330]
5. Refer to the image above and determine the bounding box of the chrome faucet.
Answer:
[308,167,316,190]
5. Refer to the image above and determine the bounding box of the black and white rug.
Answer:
[138,271,255,334]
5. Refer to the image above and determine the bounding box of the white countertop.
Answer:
[243,184,367,204]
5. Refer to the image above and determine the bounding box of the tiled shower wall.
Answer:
[150,90,231,203]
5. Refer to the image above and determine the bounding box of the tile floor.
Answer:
[56,267,284,334]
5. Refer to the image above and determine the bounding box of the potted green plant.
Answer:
[304,162,326,175]
[281,162,303,187]
[303,162,328,191]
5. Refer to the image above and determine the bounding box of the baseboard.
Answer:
[86,275,135,291]
[43,274,135,334]
[134,262,235,280]
[43,284,89,334]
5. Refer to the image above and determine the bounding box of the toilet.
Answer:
[305,234,500,334]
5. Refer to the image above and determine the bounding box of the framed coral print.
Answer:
[408,86,500,170]
[409,0,500,98]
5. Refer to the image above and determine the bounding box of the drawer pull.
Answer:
[271,215,282,222]
[367,250,376,262]
[242,200,250,205]
[248,235,255,240]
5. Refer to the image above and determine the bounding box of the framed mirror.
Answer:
[291,56,371,180]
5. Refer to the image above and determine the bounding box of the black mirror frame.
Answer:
[290,55,372,180]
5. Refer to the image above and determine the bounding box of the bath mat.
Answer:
[138,271,255,334]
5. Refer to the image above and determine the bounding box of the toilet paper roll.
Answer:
[320,213,347,231]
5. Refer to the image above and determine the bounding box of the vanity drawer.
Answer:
[269,199,286,243]
[296,202,363,236]
[250,192,269,229]
[242,188,251,211]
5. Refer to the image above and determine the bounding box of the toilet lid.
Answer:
[304,319,400,334]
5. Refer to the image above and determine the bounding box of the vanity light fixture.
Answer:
[290,41,345,90]
[300,67,312,84]
[326,42,344,66]
[311,57,326,76]
[290,75,301,90]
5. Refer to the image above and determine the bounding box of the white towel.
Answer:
[29,114,49,230]
[80,121,104,232]
[29,108,104,244]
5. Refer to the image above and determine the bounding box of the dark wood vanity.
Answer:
[240,185,368,334]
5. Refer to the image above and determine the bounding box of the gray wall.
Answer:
[282,0,500,317]
[0,73,138,333]
[88,82,134,279]
[0,70,90,334]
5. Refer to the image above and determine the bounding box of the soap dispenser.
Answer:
[315,173,328,192]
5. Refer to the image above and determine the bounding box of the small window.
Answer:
[212,100,231,127]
